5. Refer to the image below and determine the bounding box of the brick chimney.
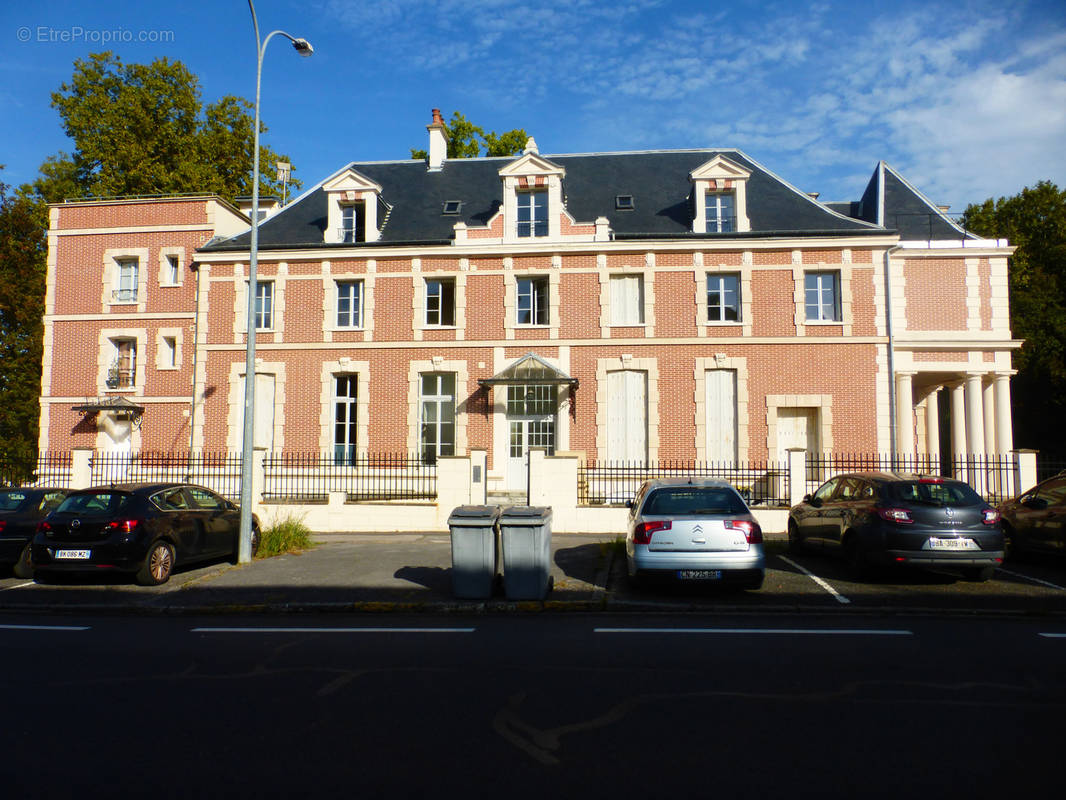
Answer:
[427,108,449,171]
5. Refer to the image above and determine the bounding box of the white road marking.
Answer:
[1038,633,1066,639]
[191,627,476,634]
[779,555,851,604]
[595,628,912,635]
[996,567,1066,591]
[0,581,37,592]
[0,624,90,631]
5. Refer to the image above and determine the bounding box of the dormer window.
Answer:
[517,190,548,238]
[690,155,751,234]
[615,195,635,210]
[442,200,462,216]
[705,192,736,233]
[323,169,384,244]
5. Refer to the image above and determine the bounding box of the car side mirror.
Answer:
[809,496,823,508]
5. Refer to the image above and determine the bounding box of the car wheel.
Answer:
[12,544,34,579]
[137,541,175,586]
[787,521,804,554]
[963,565,995,582]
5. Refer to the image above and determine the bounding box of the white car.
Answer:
[625,478,765,590]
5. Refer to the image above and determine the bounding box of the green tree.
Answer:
[0,173,47,481]
[963,181,1066,452]
[30,52,297,204]
[411,111,529,160]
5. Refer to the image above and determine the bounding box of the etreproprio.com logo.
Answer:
[17,26,176,44]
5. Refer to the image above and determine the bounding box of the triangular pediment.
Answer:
[689,154,750,183]
[322,167,383,194]
[498,152,565,179]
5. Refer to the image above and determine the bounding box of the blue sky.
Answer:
[2,0,1064,213]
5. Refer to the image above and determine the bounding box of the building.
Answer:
[39,110,1018,499]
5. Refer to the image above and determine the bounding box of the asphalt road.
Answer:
[2,611,1062,799]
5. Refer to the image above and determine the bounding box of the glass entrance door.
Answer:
[506,385,556,490]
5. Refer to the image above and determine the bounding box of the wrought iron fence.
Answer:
[804,453,1018,503]
[578,460,790,507]
[90,451,244,499]
[262,452,437,502]
[0,452,74,488]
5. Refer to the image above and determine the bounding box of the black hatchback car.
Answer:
[788,472,1004,580]
[32,483,259,585]
[0,487,69,578]
[998,473,1066,558]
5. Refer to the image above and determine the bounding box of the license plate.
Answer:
[55,549,91,560]
[927,537,978,551]
[678,569,722,580]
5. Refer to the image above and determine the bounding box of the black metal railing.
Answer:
[262,452,437,502]
[578,459,790,507]
[0,452,74,488]
[90,451,244,499]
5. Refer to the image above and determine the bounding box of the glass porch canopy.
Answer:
[477,353,579,388]
[72,396,146,419]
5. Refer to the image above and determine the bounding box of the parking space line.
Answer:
[779,555,850,604]
[0,582,36,592]
[0,624,90,631]
[191,627,476,634]
[595,628,911,635]
[996,567,1066,592]
[1038,633,1066,639]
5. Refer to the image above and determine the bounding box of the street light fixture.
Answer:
[238,1,313,563]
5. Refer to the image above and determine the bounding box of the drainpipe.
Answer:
[188,262,201,462]
[884,244,901,466]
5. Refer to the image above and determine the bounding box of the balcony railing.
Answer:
[111,288,138,303]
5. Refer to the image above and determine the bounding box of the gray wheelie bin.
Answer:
[448,505,501,599]
[499,506,553,600]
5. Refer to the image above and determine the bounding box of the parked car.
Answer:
[625,478,764,590]
[0,487,69,578]
[998,473,1066,558]
[32,483,259,585]
[788,472,1004,580]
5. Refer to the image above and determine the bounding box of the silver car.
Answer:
[625,478,765,590]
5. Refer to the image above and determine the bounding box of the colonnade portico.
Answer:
[896,370,1015,458]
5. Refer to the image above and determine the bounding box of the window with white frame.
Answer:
[340,203,365,243]
[425,278,456,326]
[517,276,549,325]
[113,258,139,303]
[420,373,456,464]
[164,254,180,285]
[516,190,548,238]
[805,271,841,322]
[705,192,736,233]
[255,281,274,329]
[610,274,644,325]
[162,336,177,369]
[333,375,358,465]
[336,280,363,327]
[108,338,136,388]
[707,274,741,322]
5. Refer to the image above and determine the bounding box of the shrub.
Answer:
[257,513,314,558]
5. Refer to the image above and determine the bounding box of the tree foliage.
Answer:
[963,181,1066,452]
[411,111,529,160]
[29,52,298,204]
[0,174,47,479]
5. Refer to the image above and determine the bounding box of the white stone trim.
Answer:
[765,394,834,457]
[317,359,370,456]
[157,246,185,287]
[693,356,749,461]
[103,247,150,312]
[233,262,287,341]
[504,269,560,339]
[599,259,654,334]
[154,327,183,371]
[793,259,853,336]
[406,359,470,454]
[595,356,660,463]
[689,155,751,233]
[226,360,286,452]
[97,327,148,395]
[413,270,467,340]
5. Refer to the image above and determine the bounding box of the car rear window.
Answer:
[642,487,748,516]
[56,492,130,514]
[890,480,982,507]
[0,491,29,511]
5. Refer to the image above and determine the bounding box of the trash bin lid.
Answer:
[500,505,552,521]
[448,505,501,523]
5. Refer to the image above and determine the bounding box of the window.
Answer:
[108,338,136,388]
[254,281,274,329]
[805,271,841,322]
[517,277,549,325]
[336,280,363,328]
[517,190,548,238]
[425,278,456,326]
[162,336,177,368]
[707,274,740,322]
[705,192,736,233]
[165,255,180,285]
[339,203,365,243]
[333,376,358,465]
[615,195,635,210]
[113,258,139,303]
[610,274,644,325]
[420,373,456,464]
[442,200,462,215]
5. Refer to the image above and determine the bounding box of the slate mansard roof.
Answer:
[201,149,965,252]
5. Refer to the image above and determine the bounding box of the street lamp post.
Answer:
[239,0,313,563]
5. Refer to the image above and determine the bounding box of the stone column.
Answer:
[965,373,986,455]
[983,377,997,455]
[895,372,915,456]
[994,373,1015,455]
[924,387,941,460]
[949,382,967,457]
